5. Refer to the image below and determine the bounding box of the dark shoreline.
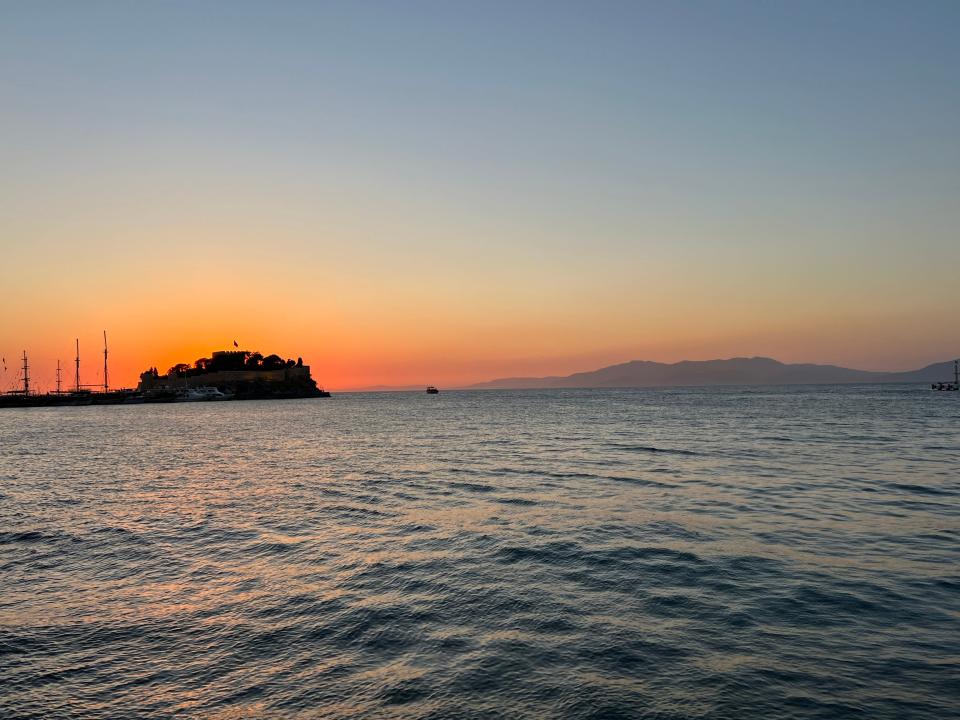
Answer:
[0,388,331,409]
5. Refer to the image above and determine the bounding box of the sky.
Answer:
[1,1,958,391]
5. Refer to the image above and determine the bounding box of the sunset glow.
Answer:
[2,2,957,391]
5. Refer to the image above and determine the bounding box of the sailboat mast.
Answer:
[56,360,62,394]
[103,331,108,393]
[75,338,81,392]
[22,351,29,395]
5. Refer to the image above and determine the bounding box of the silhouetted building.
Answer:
[138,348,317,392]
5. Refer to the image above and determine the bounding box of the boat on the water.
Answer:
[197,386,228,400]
[426,386,439,394]
[175,386,227,402]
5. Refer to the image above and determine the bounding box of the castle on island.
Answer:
[138,349,328,398]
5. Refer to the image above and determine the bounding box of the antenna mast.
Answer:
[103,330,108,393]
[75,338,81,392]
[22,351,29,395]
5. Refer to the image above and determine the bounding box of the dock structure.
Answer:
[931,359,959,391]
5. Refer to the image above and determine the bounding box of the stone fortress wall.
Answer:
[138,366,312,391]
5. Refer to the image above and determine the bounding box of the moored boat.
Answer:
[175,386,226,402]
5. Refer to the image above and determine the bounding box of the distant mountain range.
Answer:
[468,357,957,390]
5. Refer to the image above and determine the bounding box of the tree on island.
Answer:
[260,354,285,370]
[155,349,300,378]
[168,363,191,377]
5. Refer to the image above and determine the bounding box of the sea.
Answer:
[1,385,957,719]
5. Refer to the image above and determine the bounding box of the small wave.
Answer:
[751,584,893,628]
[601,474,674,488]
[452,465,673,488]
[247,540,304,557]
[0,530,47,544]
[497,541,581,565]
[889,483,953,496]
[378,678,428,706]
[495,497,537,506]
[447,481,495,493]
[606,443,701,456]
[507,467,673,488]
[625,546,704,564]
[325,504,396,518]
[498,543,703,569]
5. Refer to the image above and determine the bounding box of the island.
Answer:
[138,349,330,401]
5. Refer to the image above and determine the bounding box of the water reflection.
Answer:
[1,387,957,718]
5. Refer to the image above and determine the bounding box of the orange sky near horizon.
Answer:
[1,167,957,391]
[2,258,957,392]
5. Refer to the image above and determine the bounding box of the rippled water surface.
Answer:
[1,386,958,718]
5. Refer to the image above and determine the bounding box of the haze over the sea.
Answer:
[1,1,958,390]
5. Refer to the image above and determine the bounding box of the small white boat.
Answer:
[175,386,226,402]
[175,388,205,402]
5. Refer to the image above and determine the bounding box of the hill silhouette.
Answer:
[469,357,956,389]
